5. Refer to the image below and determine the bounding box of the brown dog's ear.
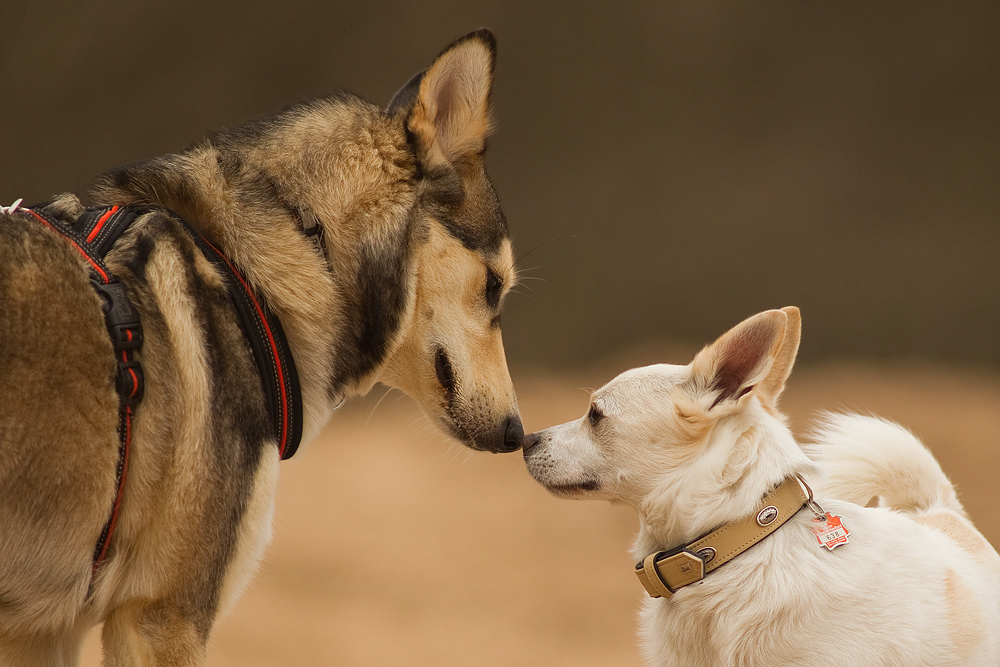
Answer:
[394,29,496,168]
[690,309,794,411]
[386,70,425,117]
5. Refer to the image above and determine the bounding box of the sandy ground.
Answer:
[80,361,1000,666]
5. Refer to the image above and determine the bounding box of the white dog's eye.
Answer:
[587,404,605,427]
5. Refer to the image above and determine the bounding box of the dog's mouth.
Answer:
[435,346,456,397]
[432,346,522,453]
[545,478,601,497]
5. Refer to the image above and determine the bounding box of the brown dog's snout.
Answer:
[494,414,523,453]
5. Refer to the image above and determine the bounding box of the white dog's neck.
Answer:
[633,404,816,560]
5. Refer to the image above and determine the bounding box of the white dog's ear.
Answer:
[690,308,797,411]
[392,29,496,169]
[756,306,800,407]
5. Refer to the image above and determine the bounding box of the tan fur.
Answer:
[215,455,280,618]
[0,218,118,638]
[914,511,999,570]
[380,224,516,444]
[944,568,986,660]
[101,601,205,667]
[89,238,223,616]
[757,305,800,409]
[409,39,494,167]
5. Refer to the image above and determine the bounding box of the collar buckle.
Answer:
[635,548,706,598]
[636,475,811,598]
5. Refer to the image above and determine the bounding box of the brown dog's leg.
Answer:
[0,628,87,667]
[102,601,207,667]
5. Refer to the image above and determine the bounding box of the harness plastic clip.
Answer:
[91,280,144,351]
[115,360,145,406]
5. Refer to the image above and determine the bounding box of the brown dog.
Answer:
[0,29,521,666]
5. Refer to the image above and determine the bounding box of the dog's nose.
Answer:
[494,415,523,453]
[521,431,540,455]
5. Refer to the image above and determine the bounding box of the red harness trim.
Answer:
[93,405,132,569]
[86,205,120,244]
[21,205,142,588]
[20,202,302,595]
[122,350,140,401]
[25,208,111,283]
[200,240,293,457]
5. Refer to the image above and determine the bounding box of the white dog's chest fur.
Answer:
[638,503,1000,666]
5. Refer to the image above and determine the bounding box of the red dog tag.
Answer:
[812,513,850,551]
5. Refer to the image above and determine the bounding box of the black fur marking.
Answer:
[350,253,403,363]
[423,165,508,254]
[197,271,270,632]
[121,226,157,282]
[330,211,416,388]
[435,347,456,397]
[177,221,271,634]
[110,214,271,634]
[98,157,203,216]
[436,209,507,255]
[387,69,425,116]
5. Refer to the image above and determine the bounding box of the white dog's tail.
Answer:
[803,413,963,515]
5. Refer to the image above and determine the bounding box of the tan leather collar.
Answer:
[635,476,813,598]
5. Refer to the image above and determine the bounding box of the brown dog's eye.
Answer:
[485,270,502,309]
[587,404,605,427]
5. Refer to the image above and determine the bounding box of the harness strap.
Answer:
[23,206,144,581]
[73,204,151,257]
[187,233,303,460]
[68,204,303,460]
[296,207,330,270]
[19,202,304,591]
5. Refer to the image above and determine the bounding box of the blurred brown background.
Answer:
[2,1,998,665]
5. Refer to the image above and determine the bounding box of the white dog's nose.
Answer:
[521,431,542,455]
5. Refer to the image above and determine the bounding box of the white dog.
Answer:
[523,307,1000,666]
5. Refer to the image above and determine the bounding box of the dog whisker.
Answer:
[513,234,576,267]
[514,265,542,276]
[365,386,397,425]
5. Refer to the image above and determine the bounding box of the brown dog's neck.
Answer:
[85,106,424,440]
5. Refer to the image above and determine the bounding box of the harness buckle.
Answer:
[92,280,144,351]
[91,280,145,405]
[116,360,144,407]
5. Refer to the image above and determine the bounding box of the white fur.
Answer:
[524,308,1000,666]
[804,412,962,513]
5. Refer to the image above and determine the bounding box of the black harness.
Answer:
[18,204,302,579]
